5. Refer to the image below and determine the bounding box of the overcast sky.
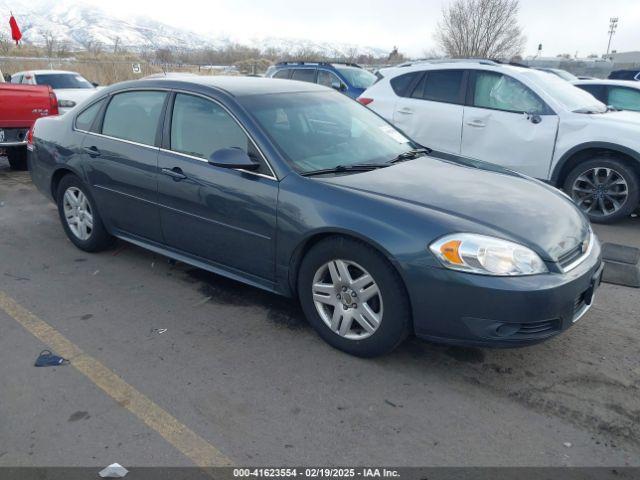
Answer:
[85,0,639,57]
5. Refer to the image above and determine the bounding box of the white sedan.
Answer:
[10,70,98,114]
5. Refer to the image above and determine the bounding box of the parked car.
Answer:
[0,82,58,170]
[534,67,579,81]
[608,69,640,81]
[359,60,640,223]
[28,76,603,357]
[266,61,376,99]
[11,70,97,114]
[574,79,640,112]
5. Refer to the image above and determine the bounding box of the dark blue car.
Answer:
[28,76,603,357]
[266,62,377,99]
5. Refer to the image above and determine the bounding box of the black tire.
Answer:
[56,174,114,252]
[7,148,27,171]
[563,157,640,224]
[297,236,411,357]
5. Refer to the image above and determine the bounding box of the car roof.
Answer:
[381,60,530,78]
[573,79,640,88]
[110,75,330,97]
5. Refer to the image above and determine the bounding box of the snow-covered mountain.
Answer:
[0,0,387,57]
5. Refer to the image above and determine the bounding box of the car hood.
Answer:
[585,110,640,127]
[321,157,590,261]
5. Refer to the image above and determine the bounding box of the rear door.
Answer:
[81,90,167,242]
[392,69,466,154]
[461,70,559,179]
[156,92,278,283]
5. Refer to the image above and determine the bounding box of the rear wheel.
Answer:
[298,237,411,357]
[564,157,639,224]
[7,148,27,171]
[56,174,114,252]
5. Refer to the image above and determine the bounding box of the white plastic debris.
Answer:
[99,463,129,478]
[563,442,572,448]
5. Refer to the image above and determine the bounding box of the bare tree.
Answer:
[41,30,57,58]
[112,36,121,55]
[435,0,525,59]
[0,32,10,54]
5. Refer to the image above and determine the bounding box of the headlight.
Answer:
[429,233,548,276]
[58,100,76,108]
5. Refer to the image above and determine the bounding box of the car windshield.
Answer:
[335,67,376,89]
[243,91,418,174]
[523,70,607,113]
[35,73,94,89]
[543,69,578,81]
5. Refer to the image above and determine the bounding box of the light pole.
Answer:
[606,17,619,56]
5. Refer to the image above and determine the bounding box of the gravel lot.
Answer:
[0,157,639,467]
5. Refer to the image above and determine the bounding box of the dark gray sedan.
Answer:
[27,76,603,357]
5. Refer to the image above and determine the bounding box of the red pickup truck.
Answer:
[1,83,59,170]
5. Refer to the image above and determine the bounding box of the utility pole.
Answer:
[606,17,619,56]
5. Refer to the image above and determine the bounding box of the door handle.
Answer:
[397,108,413,115]
[465,120,486,128]
[83,146,101,157]
[161,167,187,181]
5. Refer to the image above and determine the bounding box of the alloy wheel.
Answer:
[311,259,383,340]
[571,167,628,218]
[62,187,94,241]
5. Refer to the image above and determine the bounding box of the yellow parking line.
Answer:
[0,290,233,467]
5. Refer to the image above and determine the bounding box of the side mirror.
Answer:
[525,111,542,124]
[208,147,260,170]
[91,82,100,87]
[331,80,346,92]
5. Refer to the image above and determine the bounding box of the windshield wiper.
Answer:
[572,107,606,114]
[300,163,388,177]
[388,147,431,164]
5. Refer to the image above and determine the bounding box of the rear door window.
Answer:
[291,69,316,83]
[411,70,464,104]
[273,69,291,79]
[577,84,607,103]
[390,72,420,97]
[102,91,167,146]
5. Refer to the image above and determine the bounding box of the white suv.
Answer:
[360,60,640,223]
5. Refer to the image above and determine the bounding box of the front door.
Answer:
[157,92,278,283]
[82,90,167,242]
[461,71,559,179]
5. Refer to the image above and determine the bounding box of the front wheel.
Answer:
[56,174,114,252]
[564,158,640,224]
[298,237,411,357]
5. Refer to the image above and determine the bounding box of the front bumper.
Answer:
[409,241,603,347]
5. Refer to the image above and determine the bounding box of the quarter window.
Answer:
[102,91,167,146]
[75,99,106,132]
[291,69,316,83]
[473,71,546,114]
[411,70,464,104]
[170,93,268,173]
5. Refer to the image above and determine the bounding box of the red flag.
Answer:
[9,14,22,45]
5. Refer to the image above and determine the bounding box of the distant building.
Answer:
[609,51,640,65]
